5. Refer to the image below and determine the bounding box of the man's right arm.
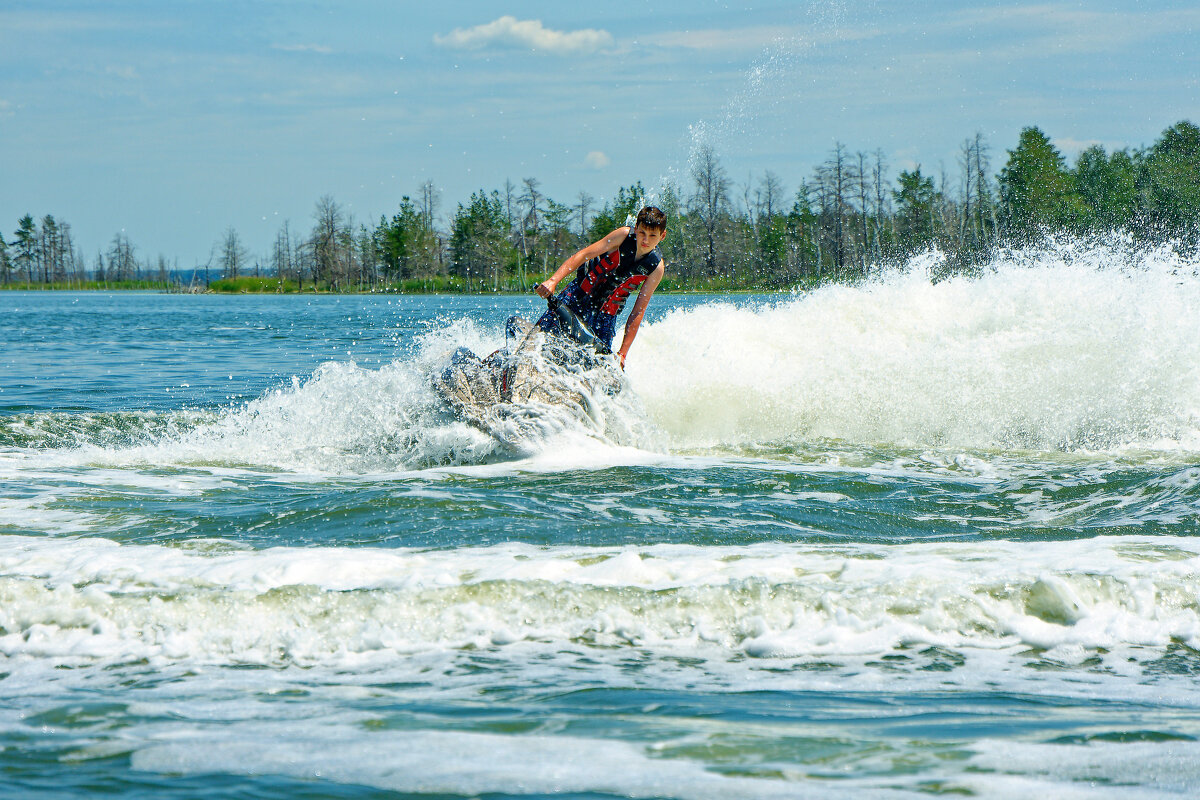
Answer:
[535,227,629,298]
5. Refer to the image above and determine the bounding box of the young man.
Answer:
[534,206,667,368]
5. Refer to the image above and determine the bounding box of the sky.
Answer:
[1,0,1197,268]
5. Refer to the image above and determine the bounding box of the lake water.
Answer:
[3,239,1200,799]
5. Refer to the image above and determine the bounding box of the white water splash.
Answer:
[9,237,1198,474]
[671,0,851,197]
[2,533,1199,680]
[17,314,657,474]
[631,238,1200,453]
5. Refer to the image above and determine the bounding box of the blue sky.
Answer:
[1,0,1196,267]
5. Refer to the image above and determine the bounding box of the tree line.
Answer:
[0,214,177,288]
[2,119,1196,291]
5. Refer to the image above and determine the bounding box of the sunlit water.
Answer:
[3,239,1200,798]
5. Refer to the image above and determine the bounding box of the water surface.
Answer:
[3,241,1200,798]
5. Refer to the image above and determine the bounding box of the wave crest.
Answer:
[632,237,1200,452]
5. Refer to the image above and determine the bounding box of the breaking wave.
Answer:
[5,236,1199,474]
[3,534,1199,683]
[632,237,1200,453]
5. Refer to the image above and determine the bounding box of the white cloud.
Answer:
[584,151,610,169]
[434,16,613,56]
[105,65,139,80]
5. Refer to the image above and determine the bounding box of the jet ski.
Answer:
[432,297,626,449]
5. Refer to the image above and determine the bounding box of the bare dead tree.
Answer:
[757,171,784,222]
[520,178,544,236]
[855,151,872,273]
[107,233,137,281]
[871,149,891,262]
[418,180,441,231]
[218,227,247,279]
[574,191,594,238]
[503,179,519,254]
[273,221,294,282]
[311,195,344,288]
[971,133,996,248]
[958,138,977,250]
[688,144,732,277]
[815,143,853,274]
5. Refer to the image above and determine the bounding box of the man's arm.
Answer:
[535,227,629,298]
[616,261,665,367]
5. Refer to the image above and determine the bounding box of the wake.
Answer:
[631,236,1200,453]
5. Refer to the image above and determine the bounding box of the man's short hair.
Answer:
[636,206,667,232]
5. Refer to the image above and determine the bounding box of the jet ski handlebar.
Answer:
[545,295,611,355]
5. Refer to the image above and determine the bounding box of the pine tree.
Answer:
[450,191,513,290]
[894,167,936,253]
[588,182,648,241]
[13,215,37,282]
[1074,145,1139,231]
[1139,120,1200,239]
[998,126,1087,237]
[0,233,10,284]
[377,199,423,281]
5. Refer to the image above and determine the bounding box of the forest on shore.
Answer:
[2,120,1197,293]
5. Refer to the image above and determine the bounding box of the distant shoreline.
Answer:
[0,276,790,295]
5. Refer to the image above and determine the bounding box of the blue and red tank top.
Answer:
[571,230,663,317]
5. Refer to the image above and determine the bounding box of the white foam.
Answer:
[4,534,1200,694]
[0,496,108,534]
[9,238,1198,478]
[131,724,845,799]
[9,333,659,476]
[630,238,1200,453]
[968,739,1200,797]
[125,717,1200,799]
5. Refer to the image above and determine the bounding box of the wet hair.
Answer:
[635,206,667,232]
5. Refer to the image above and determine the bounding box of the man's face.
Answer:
[634,225,666,252]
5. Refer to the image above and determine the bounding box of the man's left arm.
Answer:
[616,262,665,368]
